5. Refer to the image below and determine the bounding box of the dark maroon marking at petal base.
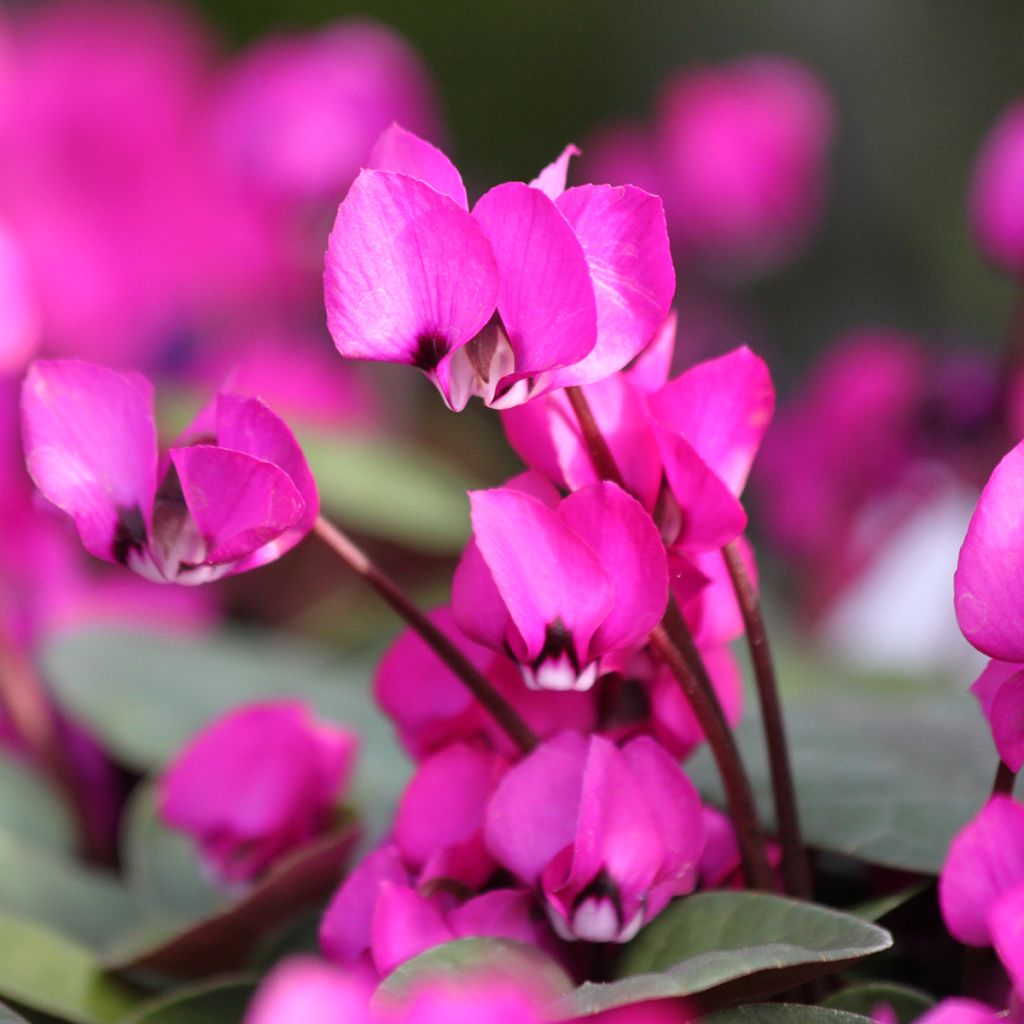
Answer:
[112,505,147,565]
[412,333,450,372]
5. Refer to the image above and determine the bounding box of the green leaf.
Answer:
[824,982,936,1023]
[375,938,573,1012]
[0,755,75,855]
[705,1005,874,1024]
[0,911,140,1024]
[561,892,891,1017]
[0,829,139,949]
[849,882,929,923]
[43,626,410,847]
[301,429,474,553]
[119,978,255,1024]
[687,660,995,874]
[106,824,359,979]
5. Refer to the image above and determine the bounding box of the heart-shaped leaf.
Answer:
[0,754,75,855]
[106,823,359,979]
[561,892,892,1017]
[119,977,256,1024]
[0,911,141,1024]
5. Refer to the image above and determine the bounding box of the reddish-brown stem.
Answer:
[565,385,773,889]
[992,759,1016,797]
[723,540,812,900]
[565,386,627,489]
[313,515,537,753]
[649,623,774,890]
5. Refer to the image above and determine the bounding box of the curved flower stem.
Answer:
[723,540,811,900]
[313,515,537,753]
[649,623,774,890]
[565,385,773,889]
[992,759,1016,797]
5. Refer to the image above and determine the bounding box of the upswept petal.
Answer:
[955,441,1024,662]
[990,882,1024,995]
[451,539,519,656]
[939,796,1024,946]
[649,346,774,495]
[468,487,614,664]
[169,446,304,566]
[21,360,157,564]
[484,730,589,884]
[371,882,454,977]
[325,169,498,366]
[627,311,678,394]
[447,889,548,948]
[551,185,675,387]
[472,182,597,389]
[529,144,580,201]
[367,124,468,207]
[558,483,668,654]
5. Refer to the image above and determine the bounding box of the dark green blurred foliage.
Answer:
[196,0,1024,387]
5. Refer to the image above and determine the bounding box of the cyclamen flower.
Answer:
[955,438,1024,767]
[452,476,669,692]
[969,100,1024,278]
[245,957,374,1024]
[324,124,674,410]
[160,701,357,883]
[21,360,318,584]
[485,731,705,943]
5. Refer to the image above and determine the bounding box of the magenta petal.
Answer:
[955,441,1024,662]
[394,742,506,873]
[367,124,468,208]
[991,882,1024,995]
[320,845,409,966]
[468,487,614,664]
[245,958,374,1024]
[170,446,303,566]
[448,889,547,948]
[649,346,774,495]
[325,169,498,367]
[627,312,677,394]
[472,182,597,385]
[656,427,748,551]
[214,393,319,539]
[484,731,589,884]
[371,882,454,977]
[914,1000,1003,1024]
[558,483,668,654]
[529,144,580,200]
[990,671,1024,774]
[451,539,519,656]
[939,796,1024,946]
[551,185,675,387]
[21,360,157,564]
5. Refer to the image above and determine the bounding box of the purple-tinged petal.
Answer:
[367,124,468,207]
[371,882,454,977]
[913,1000,1002,1024]
[321,845,409,966]
[245,957,374,1024]
[169,446,304,567]
[21,360,157,565]
[991,882,1024,995]
[529,144,580,201]
[649,346,774,495]
[451,538,520,656]
[558,483,668,656]
[484,731,588,884]
[956,441,1024,662]
[471,182,597,393]
[213,393,319,540]
[972,660,1024,773]
[468,487,614,671]
[550,185,675,388]
[394,742,506,885]
[655,427,747,551]
[939,796,1024,946]
[325,169,498,370]
[0,223,39,372]
[448,889,549,948]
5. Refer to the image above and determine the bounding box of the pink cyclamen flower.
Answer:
[374,606,597,759]
[245,957,374,1024]
[485,731,705,943]
[969,100,1024,278]
[160,700,357,883]
[452,476,669,692]
[21,359,318,584]
[324,125,674,410]
[655,56,835,278]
